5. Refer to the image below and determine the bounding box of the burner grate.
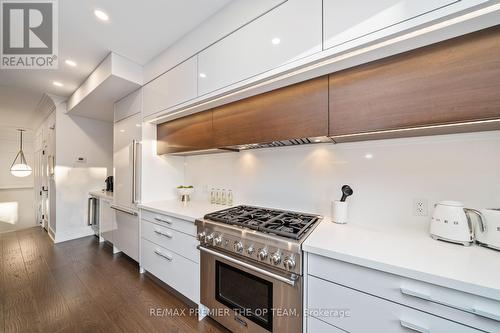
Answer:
[204,205,320,240]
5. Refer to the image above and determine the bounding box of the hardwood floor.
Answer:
[0,227,229,333]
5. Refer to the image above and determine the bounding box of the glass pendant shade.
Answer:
[10,130,32,178]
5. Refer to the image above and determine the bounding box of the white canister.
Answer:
[332,200,349,224]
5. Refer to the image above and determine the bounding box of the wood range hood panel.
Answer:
[157,111,213,155]
[212,76,329,148]
[157,76,329,155]
[329,25,500,139]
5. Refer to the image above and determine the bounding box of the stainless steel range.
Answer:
[196,205,322,333]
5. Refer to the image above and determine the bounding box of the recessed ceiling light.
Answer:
[94,9,109,21]
[65,59,77,67]
[271,37,281,45]
[365,153,374,159]
[53,81,63,87]
[119,129,125,133]
[199,73,207,78]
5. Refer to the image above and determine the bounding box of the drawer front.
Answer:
[141,239,199,304]
[309,254,500,332]
[141,209,196,236]
[307,316,346,333]
[141,220,199,263]
[308,276,482,333]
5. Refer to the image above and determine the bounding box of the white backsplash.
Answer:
[184,131,500,232]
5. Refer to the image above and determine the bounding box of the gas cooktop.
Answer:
[204,205,320,240]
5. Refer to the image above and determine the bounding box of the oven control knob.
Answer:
[233,241,243,253]
[247,245,255,255]
[205,233,214,244]
[283,257,296,270]
[270,252,282,265]
[197,232,206,242]
[214,235,223,246]
[258,249,268,261]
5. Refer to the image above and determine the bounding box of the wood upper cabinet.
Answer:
[329,26,500,140]
[157,111,213,155]
[213,76,329,147]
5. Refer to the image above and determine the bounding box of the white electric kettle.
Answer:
[430,201,485,246]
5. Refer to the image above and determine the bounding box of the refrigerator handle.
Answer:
[87,197,93,226]
[132,140,138,204]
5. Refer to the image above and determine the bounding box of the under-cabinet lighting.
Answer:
[53,81,63,87]
[199,73,207,78]
[271,37,281,45]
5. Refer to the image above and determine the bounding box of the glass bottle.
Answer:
[215,189,221,204]
[210,188,216,204]
[221,189,227,205]
[227,190,233,206]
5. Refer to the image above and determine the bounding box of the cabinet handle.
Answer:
[401,287,500,322]
[154,217,172,224]
[154,250,173,261]
[154,229,172,238]
[400,320,430,333]
[400,287,432,302]
[471,306,500,322]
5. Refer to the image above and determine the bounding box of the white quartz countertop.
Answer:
[89,190,114,201]
[138,200,223,222]
[303,221,500,301]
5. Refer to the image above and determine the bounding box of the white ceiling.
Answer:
[0,85,45,131]
[0,0,232,97]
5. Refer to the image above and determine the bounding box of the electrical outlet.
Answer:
[413,198,428,216]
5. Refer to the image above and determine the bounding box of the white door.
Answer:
[113,112,141,210]
[114,210,139,261]
[323,0,458,50]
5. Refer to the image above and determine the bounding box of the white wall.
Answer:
[0,128,36,232]
[140,122,185,203]
[54,103,113,242]
[184,131,500,233]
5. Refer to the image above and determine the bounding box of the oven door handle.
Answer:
[198,246,298,286]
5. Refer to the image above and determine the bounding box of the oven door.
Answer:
[200,246,302,333]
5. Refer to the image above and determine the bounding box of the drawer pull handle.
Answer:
[400,287,432,301]
[400,320,430,333]
[154,217,172,224]
[154,230,172,238]
[471,306,500,322]
[154,250,173,261]
[401,287,500,321]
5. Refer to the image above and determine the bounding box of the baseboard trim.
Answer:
[53,226,95,243]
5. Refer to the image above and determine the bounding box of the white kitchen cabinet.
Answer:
[141,238,199,304]
[307,317,345,333]
[197,0,322,96]
[114,88,141,122]
[143,57,198,118]
[99,198,115,243]
[323,0,457,50]
[308,276,483,333]
[114,210,139,261]
[141,219,199,263]
[113,112,141,211]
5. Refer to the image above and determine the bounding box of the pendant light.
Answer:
[10,129,32,178]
